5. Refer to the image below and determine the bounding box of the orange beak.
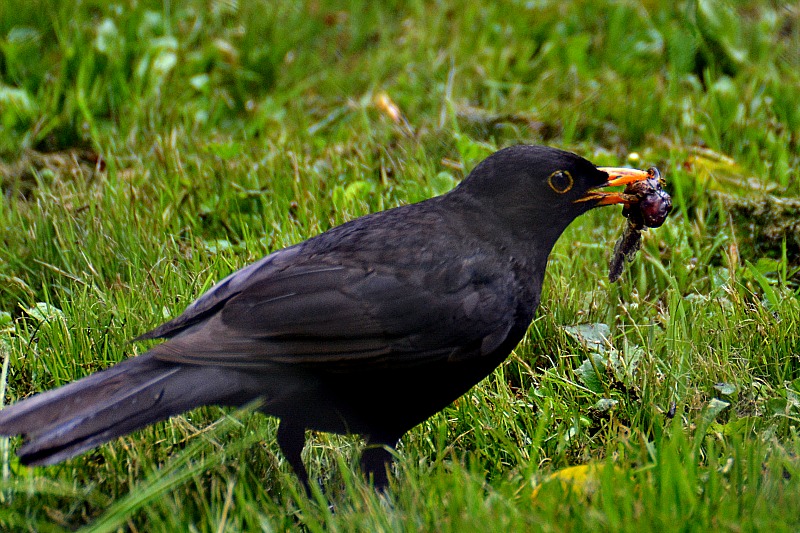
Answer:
[576,167,652,206]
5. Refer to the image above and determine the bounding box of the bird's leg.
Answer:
[277,420,311,496]
[359,437,398,491]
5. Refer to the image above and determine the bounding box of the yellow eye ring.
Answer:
[548,170,573,194]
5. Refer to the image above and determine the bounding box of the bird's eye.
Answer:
[548,170,573,194]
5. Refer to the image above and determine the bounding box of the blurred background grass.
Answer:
[0,0,799,530]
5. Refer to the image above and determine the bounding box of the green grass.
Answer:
[1,0,799,529]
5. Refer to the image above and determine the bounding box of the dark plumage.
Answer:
[0,145,653,491]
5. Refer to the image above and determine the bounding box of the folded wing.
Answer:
[147,251,517,369]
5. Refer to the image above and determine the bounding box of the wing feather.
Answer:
[148,249,517,369]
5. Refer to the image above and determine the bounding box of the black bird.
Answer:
[0,145,652,491]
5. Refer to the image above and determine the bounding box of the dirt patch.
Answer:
[0,149,106,200]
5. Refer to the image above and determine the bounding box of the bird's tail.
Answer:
[0,352,256,466]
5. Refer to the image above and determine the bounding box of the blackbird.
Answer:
[0,145,654,491]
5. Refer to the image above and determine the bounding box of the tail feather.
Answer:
[0,352,261,466]
[0,354,164,435]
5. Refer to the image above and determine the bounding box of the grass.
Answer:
[0,0,799,529]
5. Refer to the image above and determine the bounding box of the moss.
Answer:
[716,192,800,261]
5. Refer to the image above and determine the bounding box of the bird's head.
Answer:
[454,145,652,245]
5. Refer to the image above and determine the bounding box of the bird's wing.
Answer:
[147,251,518,369]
